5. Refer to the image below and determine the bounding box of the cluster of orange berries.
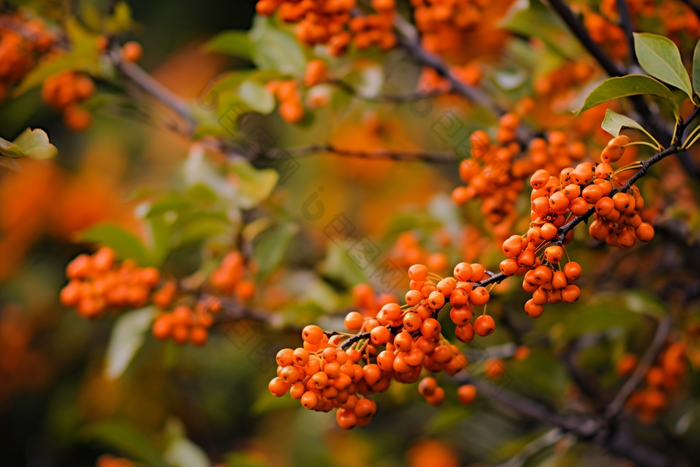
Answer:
[96,455,134,467]
[412,0,487,54]
[60,248,160,319]
[41,71,95,131]
[152,298,222,347]
[584,12,628,62]
[255,0,395,54]
[452,115,589,240]
[389,232,449,273]
[533,61,595,102]
[588,136,655,248]
[418,376,477,406]
[266,79,305,123]
[269,262,500,429]
[500,234,582,316]
[417,64,483,93]
[209,251,256,301]
[0,15,53,101]
[619,341,687,423]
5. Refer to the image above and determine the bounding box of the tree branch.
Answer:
[604,315,673,419]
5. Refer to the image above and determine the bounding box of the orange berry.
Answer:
[122,41,143,62]
[344,311,364,331]
[457,384,477,405]
[473,314,495,336]
[302,325,324,344]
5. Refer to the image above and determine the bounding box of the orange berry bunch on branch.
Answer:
[0,14,53,101]
[623,341,688,423]
[269,261,501,429]
[41,71,95,131]
[254,0,396,54]
[152,299,222,347]
[412,0,487,53]
[266,79,305,123]
[60,248,160,319]
[209,251,256,301]
[452,115,588,240]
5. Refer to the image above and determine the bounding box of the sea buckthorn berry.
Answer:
[552,271,568,289]
[563,262,582,281]
[408,264,429,281]
[524,299,544,318]
[469,287,490,306]
[425,386,445,406]
[636,222,654,242]
[499,258,519,276]
[540,223,558,240]
[470,263,486,282]
[453,262,473,281]
[344,311,364,331]
[544,246,564,264]
[302,325,324,344]
[405,289,423,306]
[449,288,468,306]
[122,41,143,62]
[381,302,402,321]
[455,323,475,343]
[428,291,445,309]
[502,235,523,257]
[474,314,495,336]
[570,197,590,216]
[450,306,472,326]
[418,377,437,396]
[370,325,391,345]
[304,59,328,87]
[420,318,441,339]
[403,312,423,332]
[562,285,581,303]
[582,184,604,203]
[457,384,477,405]
[530,169,550,189]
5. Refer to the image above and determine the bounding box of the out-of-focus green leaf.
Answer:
[321,242,370,287]
[204,31,253,60]
[501,0,584,59]
[634,33,693,100]
[105,1,135,34]
[693,38,700,96]
[242,217,273,242]
[577,75,679,117]
[224,452,268,467]
[0,128,57,160]
[82,420,167,467]
[145,217,171,267]
[78,223,152,266]
[601,108,646,137]
[228,160,278,208]
[507,353,568,398]
[253,222,299,280]
[237,80,275,114]
[104,306,156,380]
[162,418,210,467]
[554,303,641,346]
[424,407,472,434]
[249,16,306,76]
[624,291,666,318]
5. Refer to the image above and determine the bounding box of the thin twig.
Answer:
[604,315,673,419]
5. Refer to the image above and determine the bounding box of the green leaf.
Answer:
[693,38,700,96]
[501,0,585,60]
[237,80,275,114]
[228,160,278,208]
[248,16,307,76]
[204,31,253,60]
[634,33,694,100]
[577,75,679,117]
[253,222,299,280]
[601,108,646,137]
[0,128,57,160]
[78,223,152,266]
[82,420,167,467]
[104,306,156,380]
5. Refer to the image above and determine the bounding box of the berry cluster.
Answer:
[452,115,589,240]
[269,261,499,429]
[412,0,487,54]
[533,61,595,102]
[0,14,53,101]
[417,64,483,93]
[60,248,160,319]
[255,0,395,54]
[621,341,687,423]
[584,12,628,62]
[389,232,449,274]
[152,299,222,346]
[209,251,256,301]
[589,136,655,247]
[418,376,477,406]
[266,79,305,123]
[41,71,95,131]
